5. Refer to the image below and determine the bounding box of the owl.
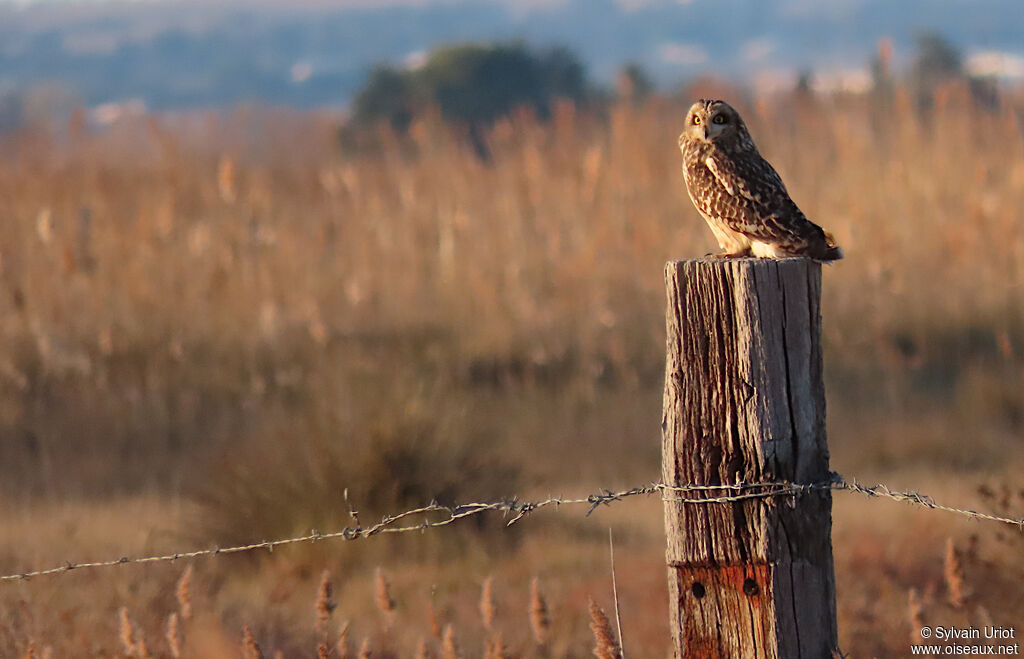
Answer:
[679,99,843,261]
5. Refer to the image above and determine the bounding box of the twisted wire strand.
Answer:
[2,474,1020,583]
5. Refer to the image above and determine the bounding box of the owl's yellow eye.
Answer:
[712,114,727,125]
[693,116,701,125]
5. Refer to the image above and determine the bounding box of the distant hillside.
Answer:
[0,0,1022,113]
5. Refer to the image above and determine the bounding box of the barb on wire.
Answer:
[833,479,1023,528]
[1,474,1021,583]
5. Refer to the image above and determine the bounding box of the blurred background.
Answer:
[1,0,1023,656]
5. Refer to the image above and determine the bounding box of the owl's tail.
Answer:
[815,232,844,262]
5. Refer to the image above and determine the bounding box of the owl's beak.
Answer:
[701,125,710,141]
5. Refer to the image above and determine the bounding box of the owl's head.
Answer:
[679,99,752,150]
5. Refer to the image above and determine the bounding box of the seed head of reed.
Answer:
[242,624,265,659]
[415,637,433,659]
[944,537,967,608]
[428,602,442,641]
[374,567,396,625]
[135,637,151,659]
[166,612,182,659]
[317,643,329,659]
[907,588,925,646]
[22,641,35,659]
[440,624,459,659]
[484,632,506,659]
[315,569,337,636]
[118,607,138,656]
[479,576,496,630]
[176,565,193,620]
[529,577,551,647]
[217,155,236,203]
[337,621,351,659]
[587,599,621,659]
[358,637,372,659]
[976,604,995,629]
[35,208,53,244]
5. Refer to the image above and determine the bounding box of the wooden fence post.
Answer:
[661,258,838,658]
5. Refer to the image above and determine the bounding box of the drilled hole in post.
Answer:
[691,582,706,599]
[743,578,760,597]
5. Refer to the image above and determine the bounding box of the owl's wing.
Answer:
[702,153,826,247]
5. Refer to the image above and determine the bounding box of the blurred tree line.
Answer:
[343,42,598,155]
[872,31,999,111]
[352,42,591,131]
[344,32,1005,155]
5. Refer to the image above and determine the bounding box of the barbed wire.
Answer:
[1,473,1021,583]
[831,479,1024,527]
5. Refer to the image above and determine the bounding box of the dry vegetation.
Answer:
[1,82,1023,656]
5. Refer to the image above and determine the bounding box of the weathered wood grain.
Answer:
[661,258,837,658]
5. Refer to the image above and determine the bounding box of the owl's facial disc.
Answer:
[683,99,735,144]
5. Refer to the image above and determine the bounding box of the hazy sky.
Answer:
[0,0,557,5]
[4,0,1022,110]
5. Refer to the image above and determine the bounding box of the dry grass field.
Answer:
[1,84,1023,657]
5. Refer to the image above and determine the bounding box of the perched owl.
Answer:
[679,99,843,261]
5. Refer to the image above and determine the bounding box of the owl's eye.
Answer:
[712,114,727,125]
[692,116,701,125]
